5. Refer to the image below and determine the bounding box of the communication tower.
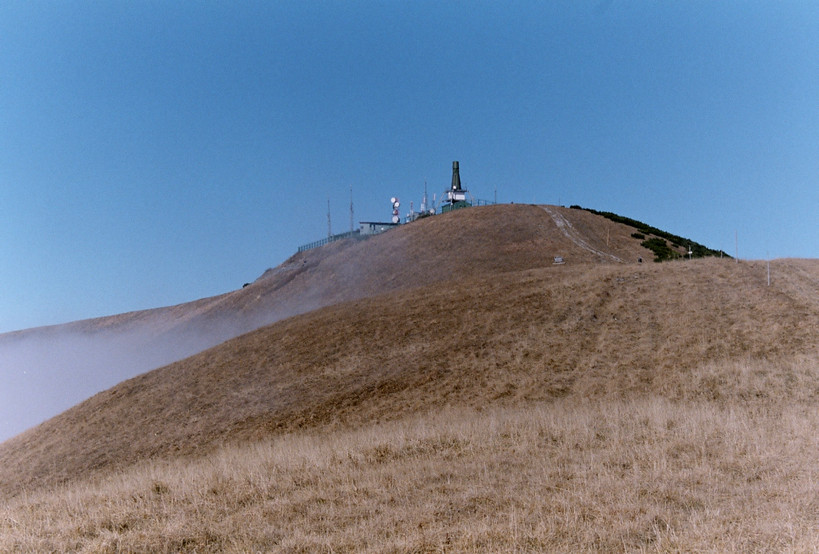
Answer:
[442,161,471,213]
[421,181,428,214]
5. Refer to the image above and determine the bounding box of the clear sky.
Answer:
[1,1,817,333]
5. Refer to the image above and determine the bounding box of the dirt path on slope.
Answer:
[541,206,623,262]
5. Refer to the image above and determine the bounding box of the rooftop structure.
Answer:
[442,161,471,213]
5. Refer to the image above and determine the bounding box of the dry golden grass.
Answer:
[1,206,817,551]
[4,257,816,498]
[3,357,819,552]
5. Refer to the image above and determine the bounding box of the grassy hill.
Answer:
[0,203,653,441]
[1,204,817,552]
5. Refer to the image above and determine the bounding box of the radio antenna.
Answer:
[327,198,332,238]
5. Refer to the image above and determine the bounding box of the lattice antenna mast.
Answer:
[421,181,428,213]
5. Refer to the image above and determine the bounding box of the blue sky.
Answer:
[1,1,817,333]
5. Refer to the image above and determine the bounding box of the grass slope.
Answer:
[0,204,652,443]
[4,393,819,552]
[1,259,816,495]
[2,204,648,443]
[0,205,817,551]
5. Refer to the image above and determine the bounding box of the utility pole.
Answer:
[349,185,354,235]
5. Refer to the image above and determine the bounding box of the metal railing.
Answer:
[298,199,497,253]
[298,230,360,252]
[473,198,495,206]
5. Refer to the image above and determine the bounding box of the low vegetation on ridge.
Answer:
[571,204,729,260]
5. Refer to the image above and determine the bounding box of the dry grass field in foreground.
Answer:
[2,356,819,552]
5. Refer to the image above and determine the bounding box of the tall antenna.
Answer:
[421,181,428,213]
[349,184,354,234]
[327,198,332,238]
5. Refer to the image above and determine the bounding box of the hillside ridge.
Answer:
[1,251,816,496]
[1,204,667,441]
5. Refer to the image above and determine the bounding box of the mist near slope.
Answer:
[0,245,373,444]
[0,204,643,444]
[0,308,315,443]
[0,327,215,442]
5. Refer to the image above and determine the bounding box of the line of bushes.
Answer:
[569,205,729,261]
[640,237,680,262]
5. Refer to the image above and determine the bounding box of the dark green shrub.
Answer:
[641,237,680,262]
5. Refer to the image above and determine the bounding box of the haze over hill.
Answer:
[1,204,817,497]
[1,204,657,442]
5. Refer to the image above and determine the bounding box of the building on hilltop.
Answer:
[359,221,400,236]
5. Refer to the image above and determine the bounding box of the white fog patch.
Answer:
[0,240,383,445]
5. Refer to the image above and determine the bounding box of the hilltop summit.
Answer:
[1,204,816,498]
[0,204,658,442]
